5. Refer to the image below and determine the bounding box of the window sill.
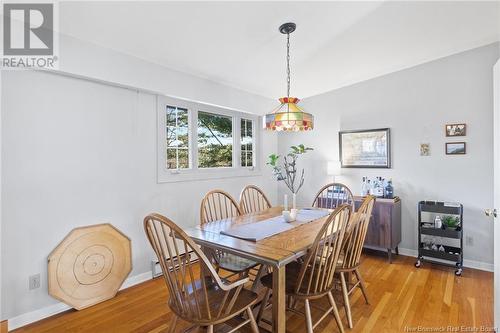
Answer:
[157,168,262,184]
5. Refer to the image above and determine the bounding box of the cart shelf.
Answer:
[415,201,463,276]
[420,227,461,239]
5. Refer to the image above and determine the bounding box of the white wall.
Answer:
[1,36,277,323]
[278,42,499,268]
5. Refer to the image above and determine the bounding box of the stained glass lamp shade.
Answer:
[265,97,314,131]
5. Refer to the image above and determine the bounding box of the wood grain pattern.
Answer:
[200,190,260,274]
[239,185,272,215]
[12,254,493,333]
[200,190,242,225]
[47,224,132,310]
[190,205,341,332]
[143,213,259,332]
[355,196,401,262]
[0,321,7,333]
[312,183,354,211]
[192,206,342,262]
[260,205,352,333]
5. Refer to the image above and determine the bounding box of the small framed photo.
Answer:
[445,123,466,137]
[446,142,466,155]
[420,143,430,156]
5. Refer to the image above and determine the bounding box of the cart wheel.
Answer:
[455,268,462,276]
[415,260,421,268]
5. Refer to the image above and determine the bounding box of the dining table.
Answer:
[184,206,355,333]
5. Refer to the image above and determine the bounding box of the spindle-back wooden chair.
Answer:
[312,183,354,211]
[239,185,272,214]
[258,205,352,333]
[238,185,273,290]
[337,195,375,328]
[144,213,259,333]
[200,190,259,275]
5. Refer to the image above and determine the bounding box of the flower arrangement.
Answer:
[267,144,313,195]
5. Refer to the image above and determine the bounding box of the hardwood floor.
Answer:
[12,253,493,333]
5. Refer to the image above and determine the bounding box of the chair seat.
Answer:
[261,261,310,295]
[217,254,259,273]
[173,277,259,324]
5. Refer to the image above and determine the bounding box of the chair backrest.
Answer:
[294,204,351,297]
[312,183,354,211]
[239,185,272,214]
[340,195,375,269]
[200,190,242,225]
[144,213,245,322]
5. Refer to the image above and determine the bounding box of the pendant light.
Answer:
[264,22,314,132]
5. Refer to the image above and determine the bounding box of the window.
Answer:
[166,105,190,169]
[198,111,233,168]
[241,118,253,167]
[157,96,260,182]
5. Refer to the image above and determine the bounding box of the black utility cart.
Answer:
[415,201,464,276]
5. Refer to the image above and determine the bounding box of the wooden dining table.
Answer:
[184,206,349,333]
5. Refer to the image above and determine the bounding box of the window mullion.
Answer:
[191,107,198,170]
[234,115,241,169]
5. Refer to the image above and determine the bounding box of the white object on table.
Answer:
[292,193,297,209]
[284,194,288,211]
[282,210,293,222]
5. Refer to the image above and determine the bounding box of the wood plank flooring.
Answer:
[12,253,493,333]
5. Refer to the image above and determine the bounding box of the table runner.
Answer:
[220,208,330,242]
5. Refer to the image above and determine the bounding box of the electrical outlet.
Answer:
[466,236,473,246]
[29,274,41,290]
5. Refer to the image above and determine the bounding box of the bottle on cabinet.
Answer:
[361,177,395,198]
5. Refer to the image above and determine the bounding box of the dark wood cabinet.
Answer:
[355,196,401,263]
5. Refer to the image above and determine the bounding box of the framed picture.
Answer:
[420,143,430,156]
[339,128,391,168]
[445,142,466,155]
[445,123,466,137]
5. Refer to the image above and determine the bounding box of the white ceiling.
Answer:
[60,1,500,99]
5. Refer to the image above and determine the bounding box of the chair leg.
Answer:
[340,272,353,329]
[246,307,259,333]
[206,325,214,333]
[328,291,345,333]
[251,265,266,292]
[354,268,369,304]
[304,299,314,333]
[168,314,178,333]
[257,288,271,324]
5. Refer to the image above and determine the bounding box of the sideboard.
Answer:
[355,196,402,263]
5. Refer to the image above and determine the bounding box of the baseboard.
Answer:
[7,271,152,331]
[397,247,493,272]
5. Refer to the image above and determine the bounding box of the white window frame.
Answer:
[157,95,261,183]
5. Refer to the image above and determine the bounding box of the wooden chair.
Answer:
[200,190,259,275]
[238,185,272,291]
[337,195,375,328]
[144,213,259,333]
[239,185,272,214]
[258,205,352,333]
[312,183,354,211]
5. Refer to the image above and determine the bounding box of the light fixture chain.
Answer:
[287,32,291,98]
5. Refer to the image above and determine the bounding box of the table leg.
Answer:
[387,248,392,263]
[272,265,286,333]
